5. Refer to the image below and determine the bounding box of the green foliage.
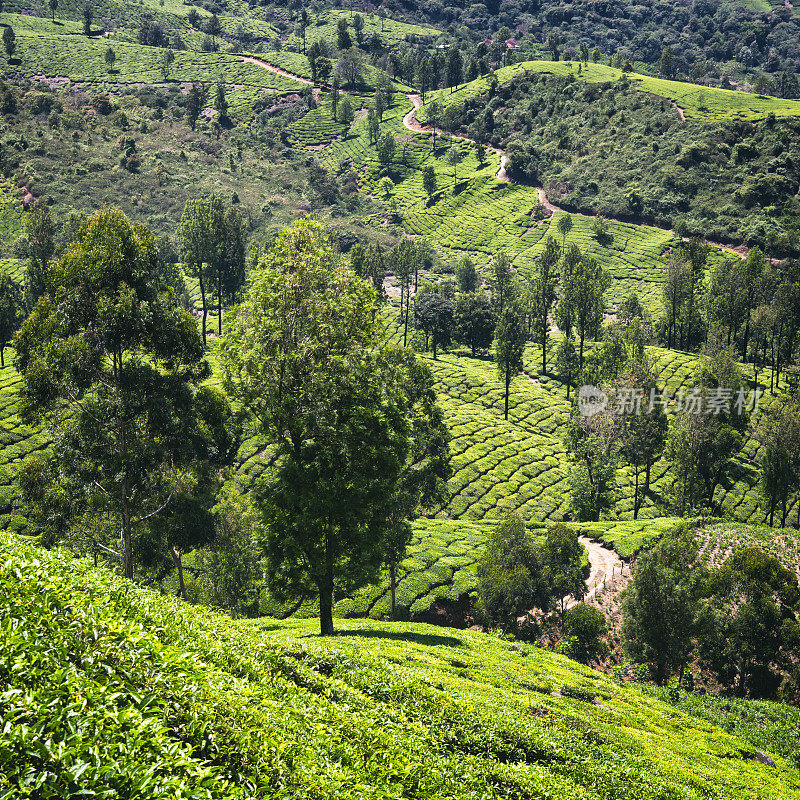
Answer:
[493,296,527,420]
[197,483,263,616]
[0,270,23,367]
[542,522,586,613]
[623,529,708,684]
[454,291,495,356]
[562,603,608,663]
[2,533,798,800]
[220,220,445,635]
[13,208,225,579]
[413,291,453,358]
[422,62,800,254]
[475,511,547,629]
[701,547,800,698]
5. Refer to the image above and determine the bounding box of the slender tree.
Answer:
[300,9,308,54]
[178,197,222,344]
[446,45,463,92]
[185,83,203,131]
[422,165,436,203]
[530,235,560,373]
[3,26,15,59]
[446,145,464,188]
[555,333,579,400]
[561,252,608,369]
[24,200,54,309]
[494,295,527,420]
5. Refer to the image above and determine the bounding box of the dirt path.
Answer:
[563,536,625,610]
[241,55,323,103]
[241,56,313,85]
[402,93,750,259]
[403,94,510,183]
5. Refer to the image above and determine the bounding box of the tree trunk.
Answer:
[633,468,640,520]
[319,582,334,635]
[0,346,4,368]
[743,310,751,362]
[389,561,396,619]
[198,268,208,345]
[403,281,410,347]
[319,532,335,635]
[737,658,747,697]
[171,547,187,600]
[217,267,223,336]
[120,412,134,580]
[566,378,571,400]
[504,367,510,420]
[541,328,547,373]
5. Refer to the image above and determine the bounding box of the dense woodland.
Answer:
[2,0,800,796]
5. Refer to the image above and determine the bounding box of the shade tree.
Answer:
[220,220,436,636]
[14,209,233,582]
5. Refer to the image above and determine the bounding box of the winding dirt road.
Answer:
[241,56,313,85]
[400,93,750,258]
[567,536,624,609]
[403,94,510,182]
[239,56,751,259]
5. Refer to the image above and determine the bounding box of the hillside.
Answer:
[3,530,800,800]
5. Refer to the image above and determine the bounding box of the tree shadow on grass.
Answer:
[335,628,465,648]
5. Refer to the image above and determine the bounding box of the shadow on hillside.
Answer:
[335,628,464,648]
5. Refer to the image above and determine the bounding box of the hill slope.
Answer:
[2,532,800,799]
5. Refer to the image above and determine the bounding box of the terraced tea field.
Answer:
[0,181,25,251]
[0,355,48,533]
[571,517,685,559]
[4,17,305,122]
[698,522,800,574]
[8,531,799,800]
[418,60,800,123]
[297,90,742,315]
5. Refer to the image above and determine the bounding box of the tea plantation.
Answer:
[418,60,800,123]
[3,531,798,799]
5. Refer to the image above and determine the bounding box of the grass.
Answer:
[3,15,304,126]
[419,60,800,122]
[3,530,799,799]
